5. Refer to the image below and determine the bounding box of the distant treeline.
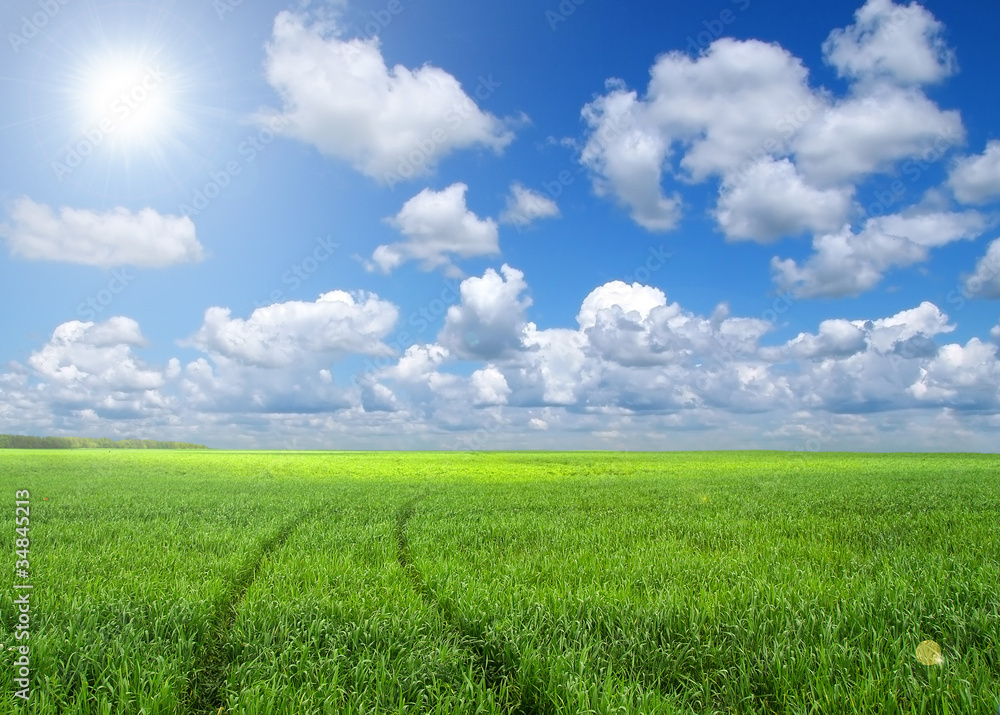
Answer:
[0,434,209,450]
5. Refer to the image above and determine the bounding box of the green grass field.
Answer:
[0,450,997,714]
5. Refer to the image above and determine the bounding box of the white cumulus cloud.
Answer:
[29,318,165,391]
[715,158,854,242]
[855,300,955,352]
[580,38,814,231]
[577,281,666,331]
[908,339,1000,407]
[186,291,399,368]
[792,85,963,185]
[772,210,985,297]
[470,365,511,405]
[962,238,1000,300]
[372,183,499,275]
[439,264,532,360]
[578,3,964,240]
[257,11,513,183]
[499,183,560,227]
[822,0,957,85]
[761,319,868,361]
[948,141,1000,205]
[0,197,203,268]
[0,317,181,424]
[579,283,771,368]
[380,344,450,385]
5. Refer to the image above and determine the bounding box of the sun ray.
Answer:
[73,49,178,152]
[25,3,231,203]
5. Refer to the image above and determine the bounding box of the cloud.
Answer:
[856,300,954,350]
[948,141,1000,205]
[642,39,815,181]
[177,289,406,416]
[517,326,593,406]
[715,158,854,242]
[470,365,510,405]
[179,355,359,416]
[372,183,499,275]
[0,198,203,268]
[792,85,963,185]
[28,318,165,391]
[438,274,782,413]
[579,86,680,231]
[908,340,1000,406]
[359,381,398,413]
[516,287,780,413]
[758,301,957,410]
[761,319,868,361]
[579,282,771,368]
[471,284,993,418]
[499,183,560,227]
[438,264,532,359]
[762,302,969,413]
[0,317,180,425]
[576,281,666,331]
[185,291,399,368]
[379,343,450,385]
[772,210,985,297]
[962,238,1000,300]
[373,342,514,415]
[578,6,963,235]
[579,38,814,230]
[822,0,956,85]
[3,294,999,448]
[257,11,513,182]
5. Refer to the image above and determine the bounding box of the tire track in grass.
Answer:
[395,496,552,715]
[186,501,327,714]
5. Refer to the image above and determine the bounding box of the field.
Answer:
[0,450,997,714]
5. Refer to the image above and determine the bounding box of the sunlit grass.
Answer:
[0,450,997,713]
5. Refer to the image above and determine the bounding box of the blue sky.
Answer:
[2,0,1000,449]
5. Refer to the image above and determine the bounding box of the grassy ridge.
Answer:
[0,451,997,713]
[0,435,209,449]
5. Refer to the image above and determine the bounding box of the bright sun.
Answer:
[75,54,177,151]
[27,3,224,200]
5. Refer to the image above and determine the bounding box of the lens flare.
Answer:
[915,639,944,666]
